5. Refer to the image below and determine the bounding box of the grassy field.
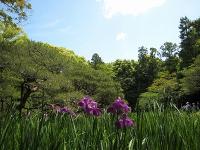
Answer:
[0,109,200,150]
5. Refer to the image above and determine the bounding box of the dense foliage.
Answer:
[0,0,31,23]
[1,16,200,112]
[0,21,123,113]
[112,17,200,109]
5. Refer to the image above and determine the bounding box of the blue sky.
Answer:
[24,0,200,62]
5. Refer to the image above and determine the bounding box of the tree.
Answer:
[138,72,181,109]
[160,42,180,73]
[182,55,200,95]
[136,47,160,91]
[149,47,158,58]
[0,0,31,23]
[112,59,137,106]
[90,53,104,69]
[112,47,160,109]
[138,46,148,61]
[160,42,178,58]
[0,21,122,112]
[133,47,161,109]
[179,17,200,68]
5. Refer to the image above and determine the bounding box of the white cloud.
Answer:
[116,32,127,41]
[99,0,166,19]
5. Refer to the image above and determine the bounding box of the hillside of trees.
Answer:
[0,22,123,113]
[113,16,200,109]
[0,1,200,113]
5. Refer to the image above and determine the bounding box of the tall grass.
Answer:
[0,109,200,150]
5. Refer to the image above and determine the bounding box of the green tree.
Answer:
[160,42,180,73]
[135,47,161,109]
[90,53,104,69]
[136,47,160,92]
[138,72,181,109]
[112,59,137,106]
[0,0,31,23]
[182,55,200,95]
[0,21,122,112]
[179,17,200,68]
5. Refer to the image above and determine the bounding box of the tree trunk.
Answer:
[1,98,4,111]
[18,82,32,115]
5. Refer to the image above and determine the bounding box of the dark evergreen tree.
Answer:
[90,53,104,69]
[179,17,200,68]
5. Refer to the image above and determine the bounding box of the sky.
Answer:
[23,0,200,62]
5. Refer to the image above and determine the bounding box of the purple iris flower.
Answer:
[115,114,134,128]
[78,97,101,116]
[107,97,131,114]
[78,97,89,108]
[60,107,69,113]
[87,107,101,116]
[59,107,75,116]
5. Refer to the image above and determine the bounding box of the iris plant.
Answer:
[78,97,101,116]
[107,97,131,114]
[115,114,134,128]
